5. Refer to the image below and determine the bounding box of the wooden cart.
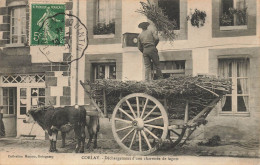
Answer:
[80,80,223,155]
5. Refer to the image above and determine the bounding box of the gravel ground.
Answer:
[0,137,259,158]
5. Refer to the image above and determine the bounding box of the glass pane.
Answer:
[3,88,8,96]
[109,65,116,79]
[12,18,16,25]
[165,61,173,70]
[39,88,45,96]
[159,62,165,70]
[9,106,14,114]
[31,88,38,96]
[96,65,105,79]
[158,0,180,29]
[237,78,248,94]
[12,26,18,34]
[20,88,27,97]
[3,97,8,105]
[9,89,14,97]
[20,99,27,106]
[12,36,18,43]
[20,107,26,115]
[9,96,13,106]
[176,61,185,69]
[21,36,26,43]
[14,8,19,17]
[20,8,26,16]
[21,17,26,32]
[237,96,248,112]
[228,62,232,77]
[3,107,8,114]
[31,97,38,106]
[38,97,45,105]
[222,96,232,111]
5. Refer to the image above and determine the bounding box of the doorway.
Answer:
[1,87,17,137]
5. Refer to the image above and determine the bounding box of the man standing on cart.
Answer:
[138,22,163,81]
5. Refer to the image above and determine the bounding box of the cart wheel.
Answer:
[168,128,186,147]
[112,93,169,155]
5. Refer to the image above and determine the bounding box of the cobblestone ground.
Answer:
[0,138,259,158]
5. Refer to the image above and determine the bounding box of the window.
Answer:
[93,63,116,80]
[154,60,185,79]
[220,0,247,27]
[94,0,116,35]
[2,74,45,84]
[30,88,45,109]
[158,0,180,30]
[2,88,16,114]
[10,7,26,44]
[19,88,27,115]
[218,59,249,113]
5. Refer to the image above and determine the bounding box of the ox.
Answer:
[25,105,86,153]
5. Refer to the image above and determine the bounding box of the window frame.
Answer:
[212,0,256,37]
[1,87,16,115]
[157,60,185,78]
[10,6,27,45]
[219,0,248,30]
[157,0,180,30]
[152,0,188,40]
[93,0,116,36]
[218,58,250,115]
[93,62,117,80]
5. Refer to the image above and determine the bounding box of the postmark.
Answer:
[37,12,88,64]
[31,4,65,46]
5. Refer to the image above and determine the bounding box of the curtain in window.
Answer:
[237,60,249,110]
[97,0,115,25]
[218,60,230,108]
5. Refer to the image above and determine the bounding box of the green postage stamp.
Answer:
[31,4,65,46]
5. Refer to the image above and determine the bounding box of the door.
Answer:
[0,87,17,137]
[17,87,46,138]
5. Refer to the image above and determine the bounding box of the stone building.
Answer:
[0,0,259,142]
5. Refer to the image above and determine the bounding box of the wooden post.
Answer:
[119,92,123,118]
[103,89,107,117]
[184,101,189,124]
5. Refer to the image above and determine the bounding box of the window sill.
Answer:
[220,25,247,31]
[5,43,27,48]
[219,112,250,117]
[93,34,115,39]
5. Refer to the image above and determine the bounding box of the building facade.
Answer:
[0,0,259,142]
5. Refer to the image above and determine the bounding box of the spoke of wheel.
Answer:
[129,130,137,149]
[170,130,181,137]
[116,125,132,132]
[121,128,134,142]
[138,131,142,152]
[118,108,134,121]
[126,100,137,118]
[144,116,163,123]
[144,127,159,140]
[144,124,164,130]
[142,105,158,121]
[136,97,140,117]
[140,98,149,118]
[115,118,132,124]
[141,130,152,149]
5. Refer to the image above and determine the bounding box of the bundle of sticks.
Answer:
[136,0,177,41]
[84,76,231,118]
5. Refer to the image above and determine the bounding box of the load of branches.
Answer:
[84,76,231,119]
[136,0,177,41]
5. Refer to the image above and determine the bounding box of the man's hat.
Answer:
[138,22,150,29]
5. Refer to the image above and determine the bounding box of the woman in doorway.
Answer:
[0,106,5,137]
